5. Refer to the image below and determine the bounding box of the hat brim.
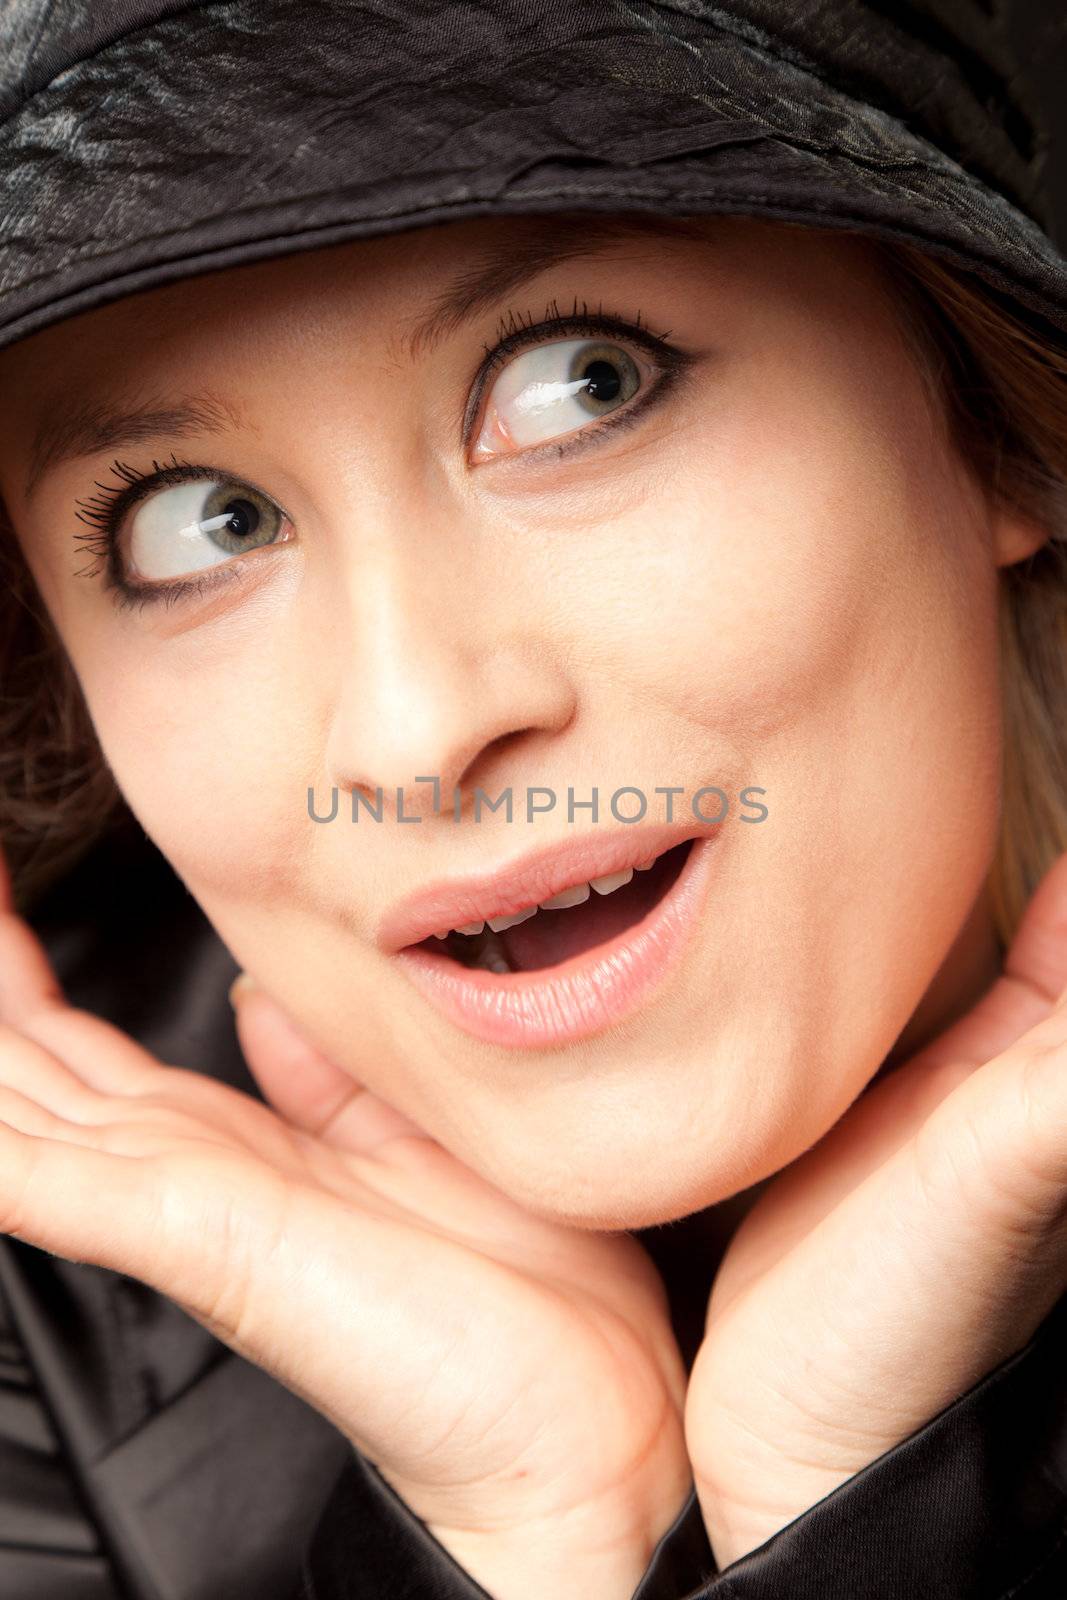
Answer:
[2,0,1067,355]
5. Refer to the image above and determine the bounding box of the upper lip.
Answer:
[378,820,720,952]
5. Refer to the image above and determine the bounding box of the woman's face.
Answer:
[0,214,1045,1228]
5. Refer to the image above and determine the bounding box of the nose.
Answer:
[323,557,577,819]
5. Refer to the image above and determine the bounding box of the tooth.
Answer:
[635,856,657,871]
[454,919,485,936]
[589,867,634,896]
[487,907,538,933]
[539,882,591,910]
[482,951,511,975]
[432,929,450,940]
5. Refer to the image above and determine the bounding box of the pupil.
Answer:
[582,358,621,403]
[224,498,260,539]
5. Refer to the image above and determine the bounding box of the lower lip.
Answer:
[393,832,721,1050]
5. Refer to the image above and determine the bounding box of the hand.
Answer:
[0,847,690,1600]
[686,852,1067,1569]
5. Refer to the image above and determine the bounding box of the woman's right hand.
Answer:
[0,851,690,1600]
[685,850,1067,1570]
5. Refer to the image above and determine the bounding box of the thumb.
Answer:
[228,974,429,1152]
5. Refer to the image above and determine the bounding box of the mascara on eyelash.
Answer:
[74,452,186,528]
[484,296,671,359]
[71,455,274,599]
[72,305,696,604]
[462,301,687,445]
[72,453,197,577]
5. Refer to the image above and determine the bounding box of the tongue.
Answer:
[501,842,691,971]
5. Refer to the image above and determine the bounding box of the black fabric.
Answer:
[298,1291,1067,1600]
[0,1233,351,1600]
[2,0,1067,365]
[296,1451,717,1600]
[0,1275,120,1599]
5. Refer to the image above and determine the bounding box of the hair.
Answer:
[1,223,1067,935]
[0,523,124,915]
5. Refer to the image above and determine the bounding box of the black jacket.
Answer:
[1,812,1065,1600]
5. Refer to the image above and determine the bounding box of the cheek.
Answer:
[74,620,315,900]
[516,369,1004,1162]
[556,343,1002,878]
[566,364,985,736]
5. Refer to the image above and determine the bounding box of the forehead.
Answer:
[3,209,884,377]
[0,211,895,505]
[0,208,817,371]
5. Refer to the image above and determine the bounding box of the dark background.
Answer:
[1006,0,1067,244]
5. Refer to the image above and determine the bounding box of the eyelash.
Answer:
[465,296,689,450]
[73,456,266,614]
[73,300,695,613]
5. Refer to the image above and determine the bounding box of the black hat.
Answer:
[1,0,1066,356]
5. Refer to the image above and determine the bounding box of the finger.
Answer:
[0,1118,168,1273]
[0,1026,115,1121]
[0,1082,79,1141]
[1004,850,1067,1003]
[0,856,65,1025]
[0,842,211,1101]
[925,1000,1067,1216]
[806,992,1067,1384]
[909,850,1067,1072]
[0,1084,148,1158]
[13,1004,166,1095]
[0,857,166,1096]
[230,975,430,1152]
[0,1116,260,1308]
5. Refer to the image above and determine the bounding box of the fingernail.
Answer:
[228,972,257,1008]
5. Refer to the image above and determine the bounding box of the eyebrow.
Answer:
[25,390,247,501]
[398,211,716,360]
[25,212,715,499]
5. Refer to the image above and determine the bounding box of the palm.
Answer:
[685,853,1067,1566]
[0,858,689,1546]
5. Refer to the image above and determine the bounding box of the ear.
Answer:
[993,505,1050,568]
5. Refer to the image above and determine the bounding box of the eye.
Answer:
[470,337,655,462]
[122,478,286,581]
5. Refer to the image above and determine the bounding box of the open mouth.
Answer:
[394,829,720,1048]
[410,838,695,974]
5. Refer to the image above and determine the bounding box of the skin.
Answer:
[0,214,1065,1590]
[0,214,1042,1230]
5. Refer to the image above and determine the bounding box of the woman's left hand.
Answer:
[685,852,1067,1569]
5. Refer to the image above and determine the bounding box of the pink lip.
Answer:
[391,828,721,1050]
[378,819,716,952]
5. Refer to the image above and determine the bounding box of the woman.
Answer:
[0,2,1066,1597]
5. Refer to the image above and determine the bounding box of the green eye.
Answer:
[125,478,286,580]
[472,337,650,461]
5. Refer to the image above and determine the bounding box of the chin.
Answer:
[471,1119,778,1233]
